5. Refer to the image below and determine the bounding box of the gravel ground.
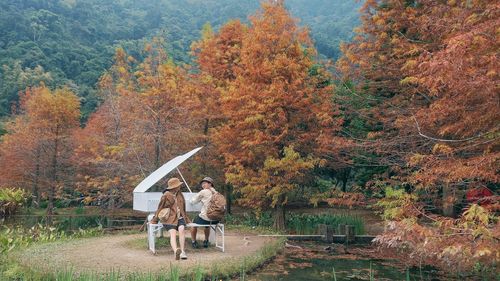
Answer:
[16,231,275,274]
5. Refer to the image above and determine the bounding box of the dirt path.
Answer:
[17,231,276,274]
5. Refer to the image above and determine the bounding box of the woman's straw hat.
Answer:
[167,177,183,190]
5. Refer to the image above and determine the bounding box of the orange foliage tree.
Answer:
[209,1,341,229]
[191,20,246,211]
[337,0,499,274]
[0,85,80,218]
[338,0,499,194]
[74,42,203,207]
[0,109,41,203]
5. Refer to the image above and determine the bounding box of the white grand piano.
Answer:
[133,146,203,214]
[133,146,225,253]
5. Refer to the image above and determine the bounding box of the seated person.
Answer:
[151,177,191,260]
[190,176,219,248]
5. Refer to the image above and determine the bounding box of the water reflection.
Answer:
[249,243,442,281]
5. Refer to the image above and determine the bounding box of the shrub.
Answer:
[0,188,27,218]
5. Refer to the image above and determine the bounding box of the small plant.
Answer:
[370,261,374,281]
[0,187,27,218]
[240,258,246,281]
[169,264,180,281]
[193,264,204,281]
[55,267,74,281]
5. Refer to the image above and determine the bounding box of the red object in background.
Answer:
[466,187,494,206]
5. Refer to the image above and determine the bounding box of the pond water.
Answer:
[248,243,443,281]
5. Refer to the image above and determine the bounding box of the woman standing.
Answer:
[151,177,191,260]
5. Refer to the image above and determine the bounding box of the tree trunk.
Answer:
[224,184,232,214]
[47,129,59,225]
[201,118,210,176]
[108,189,115,210]
[32,147,41,207]
[442,184,455,217]
[341,168,350,192]
[47,186,54,225]
[273,204,286,231]
[154,118,161,169]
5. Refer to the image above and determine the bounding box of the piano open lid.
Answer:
[133,146,203,193]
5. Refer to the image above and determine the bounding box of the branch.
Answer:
[411,114,496,143]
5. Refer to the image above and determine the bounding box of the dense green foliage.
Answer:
[287,0,362,59]
[0,0,360,118]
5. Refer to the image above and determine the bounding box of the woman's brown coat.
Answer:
[151,190,191,225]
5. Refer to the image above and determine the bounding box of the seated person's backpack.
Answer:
[206,190,226,221]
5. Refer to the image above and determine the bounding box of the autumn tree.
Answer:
[75,41,203,207]
[0,85,80,219]
[28,86,80,220]
[133,39,201,172]
[212,1,341,230]
[73,100,135,208]
[191,20,246,212]
[0,111,41,204]
[338,0,499,199]
[337,0,499,274]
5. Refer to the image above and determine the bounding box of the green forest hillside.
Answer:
[0,0,361,117]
